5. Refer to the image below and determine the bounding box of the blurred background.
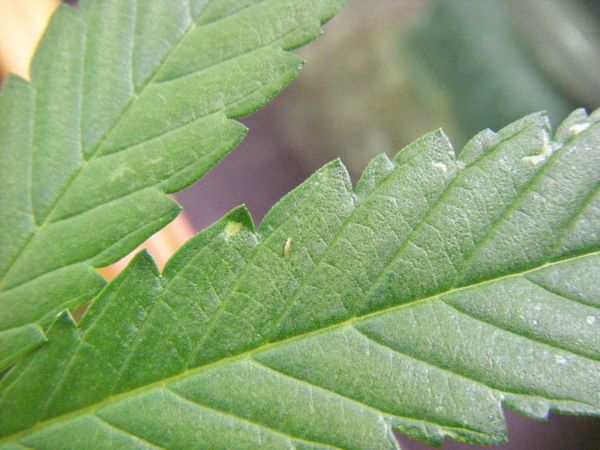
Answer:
[1,0,599,448]
[178,0,600,233]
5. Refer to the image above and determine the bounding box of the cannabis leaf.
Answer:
[1,109,599,449]
[0,0,344,368]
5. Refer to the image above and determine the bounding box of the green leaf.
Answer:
[1,109,599,449]
[0,0,345,368]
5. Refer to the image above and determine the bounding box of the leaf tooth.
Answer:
[553,108,600,144]
[225,205,257,235]
[393,129,454,166]
[259,158,353,238]
[496,112,551,141]
[0,310,78,437]
[161,205,256,281]
[354,153,396,199]
[458,128,498,167]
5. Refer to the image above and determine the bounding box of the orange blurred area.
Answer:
[96,214,195,279]
[0,0,58,79]
[0,0,194,279]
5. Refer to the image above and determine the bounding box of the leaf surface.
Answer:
[0,0,345,367]
[1,109,600,449]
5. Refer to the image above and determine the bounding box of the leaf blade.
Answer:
[0,0,346,367]
[1,109,599,448]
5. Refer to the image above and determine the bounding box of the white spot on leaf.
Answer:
[587,316,596,325]
[569,123,590,135]
[432,161,448,172]
[224,221,242,238]
[110,164,135,181]
[554,355,567,365]
[522,134,554,165]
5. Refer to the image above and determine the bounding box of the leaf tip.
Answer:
[48,310,78,336]
[497,111,551,141]
[104,250,160,287]
[554,108,599,143]
[224,205,256,234]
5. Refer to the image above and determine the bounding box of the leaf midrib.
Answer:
[3,249,597,444]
